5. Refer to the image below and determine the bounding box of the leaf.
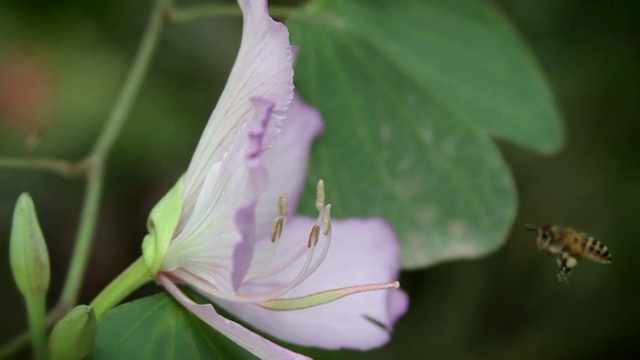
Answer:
[285,0,560,268]
[293,0,564,152]
[92,293,257,360]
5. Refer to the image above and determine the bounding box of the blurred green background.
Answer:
[1,0,638,359]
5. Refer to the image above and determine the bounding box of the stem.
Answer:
[90,257,153,320]
[1,0,168,356]
[25,297,47,360]
[0,157,84,178]
[57,159,104,309]
[168,4,294,23]
[91,0,169,158]
[56,0,169,310]
[0,333,28,360]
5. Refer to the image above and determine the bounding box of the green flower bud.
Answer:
[9,193,50,299]
[142,176,184,274]
[49,305,96,360]
[9,193,50,360]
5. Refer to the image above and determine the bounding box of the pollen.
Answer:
[322,204,332,236]
[270,217,284,243]
[308,224,320,248]
[316,179,325,212]
[278,194,287,217]
[270,195,288,243]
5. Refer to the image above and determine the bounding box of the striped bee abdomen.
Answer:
[582,236,612,264]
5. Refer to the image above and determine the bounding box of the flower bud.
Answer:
[9,193,50,299]
[49,305,96,360]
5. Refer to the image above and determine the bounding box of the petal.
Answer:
[217,217,409,350]
[162,100,273,293]
[159,274,311,360]
[254,94,324,240]
[183,0,294,207]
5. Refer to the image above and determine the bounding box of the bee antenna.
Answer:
[524,224,538,232]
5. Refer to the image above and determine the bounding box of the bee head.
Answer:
[526,224,553,249]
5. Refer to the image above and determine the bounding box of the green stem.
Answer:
[0,333,28,360]
[56,0,169,310]
[57,159,104,309]
[0,157,83,178]
[90,257,153,320]
[1,0,168,357]
[168,4,294,23]
[91,0,169,158]
[25,297,47,360]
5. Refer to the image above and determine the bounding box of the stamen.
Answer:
[246,246,307,280]
[278,194,287,217]
[271,194,287,242]
[248,195,288,280]
[322,204,332,236]
[294,208,333,286]
[270,217,284,243]
[308,224,320,248]
[315,179,325,213]
[235,226,320,303]
[249,212,328,282]
[232,181,337,303]
[257,281,401,311]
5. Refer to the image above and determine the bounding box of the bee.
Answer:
[526,224,612,282]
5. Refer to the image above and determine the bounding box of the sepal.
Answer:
[49,305,97,360]
[142,176,184,274]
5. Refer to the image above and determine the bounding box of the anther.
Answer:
[270,217,285,243]
[268,195,288,243]
[323,204,332,236]
[316,179,325,213]
[278,194,287,217]
[308,224,320,248]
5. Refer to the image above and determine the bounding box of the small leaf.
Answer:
[92,293,257,360]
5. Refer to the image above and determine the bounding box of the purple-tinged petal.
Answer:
[216,217,409,350]
[159,275,311,360]
[183,0,294,208]
[162,100,275,293]
[254,94,324,240]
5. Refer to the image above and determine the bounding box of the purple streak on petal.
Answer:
[183,0,293,210]
[231,99,276,291]
[162,100,274,294]
[252,94,324,243]
[217,217,408,350]
[159,274,311,360]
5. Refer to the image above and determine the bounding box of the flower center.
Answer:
[236,180,333,302]
[166,179,399,310]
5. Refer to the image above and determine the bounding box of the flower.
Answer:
[142,0,408,358]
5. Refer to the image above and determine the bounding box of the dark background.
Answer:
[1,0,639,359]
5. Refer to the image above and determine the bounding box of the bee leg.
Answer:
[556,253,578,283]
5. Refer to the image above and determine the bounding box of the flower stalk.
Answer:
[9,194,51,360]
[90,258,153,320]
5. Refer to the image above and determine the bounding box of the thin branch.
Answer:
[56,0,169,309]
[0,332,28,360]
[0,158,85,178]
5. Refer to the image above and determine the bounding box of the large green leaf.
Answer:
[286,0,562,268]
[92,293,257,360]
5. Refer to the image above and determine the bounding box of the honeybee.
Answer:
[526,224,612,282]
